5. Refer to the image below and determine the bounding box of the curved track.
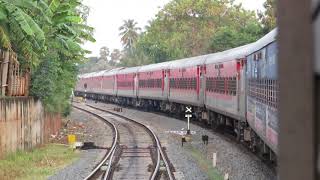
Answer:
[74,103,174,180]
[73,104,118,180]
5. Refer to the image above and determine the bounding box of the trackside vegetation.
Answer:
[187,145,223,180]
[0,144,79,180]
[0,0,95,115]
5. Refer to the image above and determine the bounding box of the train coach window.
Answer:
[185,78,188,89]
[180,78,183,89]
[227,76,237,96]
[182,78,185,89]
[180,78,184,89]
[206,77,215,92]
[175,78,178,89]
[215,77,225,94]
[181,78,184,89]
[158,79,161,88]
[191,78,195,89]
[172,78,176,89]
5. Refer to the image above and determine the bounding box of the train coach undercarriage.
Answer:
[74,91,277,165]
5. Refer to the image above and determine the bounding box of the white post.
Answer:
[185,114,192,134]
[84,89,87,103]
[212,152,217,167]
[224,173,229,180]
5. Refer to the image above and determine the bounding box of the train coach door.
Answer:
[164,70,169,99]
[134,73,138,97]
[199,65,205,104]
[197,66,201,102]
[237,59,246,118]
[162,70,165,96]
[166,69,171,99]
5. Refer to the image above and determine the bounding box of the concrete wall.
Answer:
[0,97,61,158]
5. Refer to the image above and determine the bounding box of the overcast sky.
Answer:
[82,0,265,57]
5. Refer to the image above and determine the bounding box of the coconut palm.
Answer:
[119,19,141,52]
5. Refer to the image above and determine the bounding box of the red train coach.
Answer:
[91,71,108,94]
[116,67,140,105]
[137,62,171,101]
[167,55,208,116]
[204,44,255,124]
[77,72,99,93]
[101,68,123,96]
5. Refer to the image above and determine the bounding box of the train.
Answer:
[75,29,278,162]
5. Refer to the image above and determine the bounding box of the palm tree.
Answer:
[119,19,141,52]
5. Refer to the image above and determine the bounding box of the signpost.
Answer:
[185,106,192,134]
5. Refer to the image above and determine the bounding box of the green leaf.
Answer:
[0,4,8,21]
[49,0,60,13]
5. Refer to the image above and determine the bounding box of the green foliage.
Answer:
[0,144,79,179]
[210,22,263,52]
[121,0,265,66]
[258,0,276,33]
[0,0,95,115]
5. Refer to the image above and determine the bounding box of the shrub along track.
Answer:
[73,102,174,180]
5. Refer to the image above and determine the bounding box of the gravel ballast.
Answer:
[48,109,114,180]
[92,102,277,180]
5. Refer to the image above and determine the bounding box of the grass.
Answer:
[0,144,79,180]
[186,145,223,180]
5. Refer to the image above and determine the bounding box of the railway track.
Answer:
[73,103,174,180]
[73,105,118,180]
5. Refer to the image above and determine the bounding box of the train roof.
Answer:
[79,71,102,78]
[117,66,141,74]
[249,28,277,55]
[138,61,172,72]
[102,67,124,76]
[92,70,108,77]
[205,43,256,64]
[205,28,277,64]
[169,55,209,69]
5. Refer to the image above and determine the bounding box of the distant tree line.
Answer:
[117,0,276,67]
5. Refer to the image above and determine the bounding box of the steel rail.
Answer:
[86,104,174,180]
[103,143,117,180]
[72,105,119,180]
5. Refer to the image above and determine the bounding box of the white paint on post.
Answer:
[185,114,192,131]
[224,173,229,180]
[84,89,87,102]
[212,152,217,167]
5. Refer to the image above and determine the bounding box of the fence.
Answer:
[0,97,61,158]
[0,49,29,97]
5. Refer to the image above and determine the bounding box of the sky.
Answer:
[82,0,265,57]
